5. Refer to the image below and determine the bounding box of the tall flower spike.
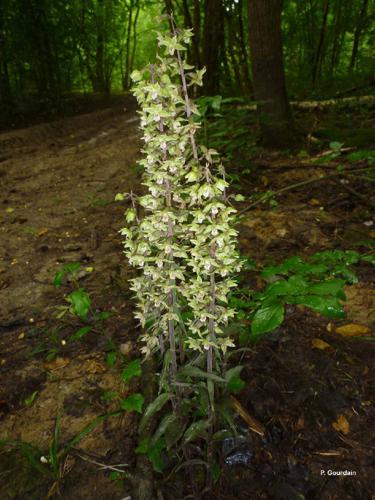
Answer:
[121,26,241,362]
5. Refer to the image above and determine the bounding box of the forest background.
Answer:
[1,0,374,143]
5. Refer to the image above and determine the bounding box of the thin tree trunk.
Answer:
[123,0,134,90]
[0,6,12,106]
[95,0,108,93]
[312,0,330,87]
[329,0,343,76]
[349,0,369,71]
[129,0,140,80]
[193,0,201,67]
[203,0,223,94]
[247,0,299,149]
[237,0,253,96]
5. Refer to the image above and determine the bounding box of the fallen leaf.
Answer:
[308,198,321,206]
[326,322,333,332]
[37,228,49,237]
[18,332,25,340]
[5,207,15,213]
[312,338,332,350]
[335,323,370,337]
[261,176,269,186]
[296,416,305,430]
[332,415,350,435]
[86,360,107,374]
[230,395,265,436]
[119,342,133,356]
[275,228,287,237]
[370,230,375,238]
[313,450,343,457]
[44,357,70,371]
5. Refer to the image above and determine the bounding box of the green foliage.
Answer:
[136,438,166,473]
[139,394,172,433]
[53,262,81,288]
[106,351,118,367]
[347,150,375,164]
[231,249,375,342]
[66,289,91,321]
[68,326,92,343]
[121,359,142,382]
[0,411,122,481]
[24,391,39,407]
[120,393,145,413]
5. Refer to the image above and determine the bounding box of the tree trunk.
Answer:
[247,0,298,149]
[312,0,330,87]
[349,0,369,71]
[202,0,223,94]
[95,0,109,93]
[237,0,253,96]
[122,0,134,90]
[0,6,12,106]
[129,0,140,81]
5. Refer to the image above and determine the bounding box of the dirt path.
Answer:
[0,102,143,498]
[0,102,141,323]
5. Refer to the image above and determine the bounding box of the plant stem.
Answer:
[170,13,199,162]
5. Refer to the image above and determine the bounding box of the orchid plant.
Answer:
[118,17,242,479]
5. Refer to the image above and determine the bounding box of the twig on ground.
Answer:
[75,452,129,473]
[330,177,373,207]
[238,167,375,214]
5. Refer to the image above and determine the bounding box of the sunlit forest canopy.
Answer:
[1,0,374,115]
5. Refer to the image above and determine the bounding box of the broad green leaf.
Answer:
[151,413,178,446]
[67,289,91,321]
[178,365,226,383]
[333,265,358,284]
[183,420,210,443]
[287,275,309,292]
[106,351,117,367]
[308,279,346,299]
[212,429,234,441]
[139,393,171,433]
[63,262,81,274]
[264,280,293,297]
[165,419,186,450]
[120,393,144,414]
[225,366,246,394]
[251,302,284,336]
[135,438,149,454]
[329,141,344,151]
[147,439,165,473]
[121,359,142,383]
[292,295,345,319]
[69,325,92,343]
[53,270,64,288]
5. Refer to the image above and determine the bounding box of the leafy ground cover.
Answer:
[0,96,374,499]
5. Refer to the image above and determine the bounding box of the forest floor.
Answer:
[0,97,374,499]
